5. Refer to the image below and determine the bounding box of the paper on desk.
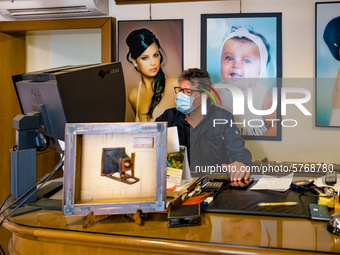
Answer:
[167,167,183,188]
[250,173,294,192]
[166,178,196,197]
[167,126,180,153]
[313,174,340,190]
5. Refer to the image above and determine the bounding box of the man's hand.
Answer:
[222,161,249,182]
[229,178,252,187]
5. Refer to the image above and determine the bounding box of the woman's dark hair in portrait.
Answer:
[126,28,166,119]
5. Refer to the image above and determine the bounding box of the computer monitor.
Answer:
[12,62,126,152]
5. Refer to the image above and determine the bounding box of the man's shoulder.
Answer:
[155,107,180,121]
[210,105,234,119]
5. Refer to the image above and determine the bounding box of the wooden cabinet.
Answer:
[0,17,116,254]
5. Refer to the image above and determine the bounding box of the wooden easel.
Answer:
[83,210,144,228]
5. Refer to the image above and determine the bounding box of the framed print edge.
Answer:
[200,12,282,141]
[63,122,167,216]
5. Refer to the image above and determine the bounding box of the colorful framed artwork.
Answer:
[118,20,183,122]
[201,13,282,140]
[316,2,340,127]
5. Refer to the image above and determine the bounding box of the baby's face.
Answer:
[220,39,261,79]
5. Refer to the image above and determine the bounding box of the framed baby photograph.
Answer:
[201,13,282,141]
[118,19,183,123]
[316,2,340,127]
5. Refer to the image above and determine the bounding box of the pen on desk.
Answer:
[258,202,298,207]
[196,177,204,185]
[200,179,210,188]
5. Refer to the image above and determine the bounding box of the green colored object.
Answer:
[167,151,185,169]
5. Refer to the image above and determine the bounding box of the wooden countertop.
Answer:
[2,200,340,255]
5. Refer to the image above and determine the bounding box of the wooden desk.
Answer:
[2,200,340,255]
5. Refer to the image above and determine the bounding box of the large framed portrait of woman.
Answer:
[316,2,340,128]
[118,20,183,122]
[201,13,282,141]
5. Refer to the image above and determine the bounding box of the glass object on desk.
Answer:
[328,212,340,235]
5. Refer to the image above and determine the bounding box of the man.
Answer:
[156,68,251,181]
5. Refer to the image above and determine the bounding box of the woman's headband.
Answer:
[220,28,268,77]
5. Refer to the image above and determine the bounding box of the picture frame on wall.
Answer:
[118,20,183,123]
[316,2,340,127]
[201,13,282,141]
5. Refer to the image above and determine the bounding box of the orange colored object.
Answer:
[335,195,340,214]
[182,192,212,205]
[167,185,178,191]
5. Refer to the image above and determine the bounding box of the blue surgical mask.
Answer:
[175,92,197,114]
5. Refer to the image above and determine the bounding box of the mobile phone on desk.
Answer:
[229,178,254,189]
[325,171,337,186]
[309,204,331,221]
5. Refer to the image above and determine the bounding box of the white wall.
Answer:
[50,29,101,67]
[26,32,51,72]
[111,0,340,163]
[25,29,101,72]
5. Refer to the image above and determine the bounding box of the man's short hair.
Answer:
[179,68,212,88]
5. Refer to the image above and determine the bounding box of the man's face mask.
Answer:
[175,92,200,114]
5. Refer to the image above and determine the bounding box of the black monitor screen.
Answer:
[13,62,126,150]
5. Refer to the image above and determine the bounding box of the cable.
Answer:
[0,195,10,255]
[0,181,41,218]
[0,159,64,230]
[212,182,231,199]
[0,147,59,255]
[0,194,11,212]
[0,243,5,255]
[0,153,64,218]
[0,160,63,228]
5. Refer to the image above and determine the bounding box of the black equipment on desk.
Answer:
[12,62,126,152]
[10,63,126,203]
[202,179,318,219]
[168,204,201,228]
[202,181,224,192]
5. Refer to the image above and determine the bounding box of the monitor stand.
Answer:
[8,182,63,217]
